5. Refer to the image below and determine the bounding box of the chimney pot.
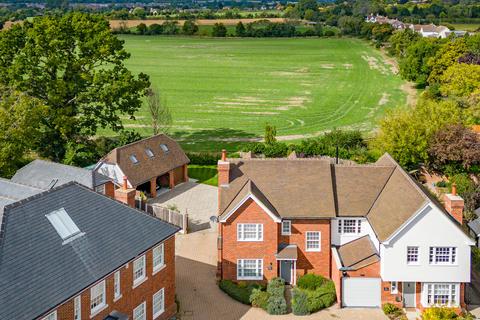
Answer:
[221,149,227,161]
[451,183,457,196]
[123,176,128,190]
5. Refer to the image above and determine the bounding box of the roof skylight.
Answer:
[160,144,169,153]
[129,154,139,164]
[145,148,154,158]
[46,208,82,242]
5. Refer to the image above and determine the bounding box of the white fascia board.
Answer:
[331,247,343,270]
[219,193,281,223]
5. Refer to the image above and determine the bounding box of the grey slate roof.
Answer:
[0,182,179,320]
[11,159,111,190]
[0,178,44,222]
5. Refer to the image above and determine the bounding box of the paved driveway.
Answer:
[175,230,388,320]
[149,180,217,233]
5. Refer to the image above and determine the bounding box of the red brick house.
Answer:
[0,182,179,320]
[217,151,473,311]
[96,134,189,198]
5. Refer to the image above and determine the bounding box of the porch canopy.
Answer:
[275,244,298,260]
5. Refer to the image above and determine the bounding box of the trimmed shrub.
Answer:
[422,307,459,320]
[218,280,263,305]
[297,274,326,290]
[250,288,269,309]
[267,295,288,315]
[186,152,219,165]
[267,277,285,295]
[292,287,310,316]
[383,303,401,315]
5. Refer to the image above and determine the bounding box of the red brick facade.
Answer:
[37,237,176,320]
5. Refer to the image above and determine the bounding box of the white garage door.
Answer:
[342,278,381,307]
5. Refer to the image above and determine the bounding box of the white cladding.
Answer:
[380,204,474,283]
[331,218,379,250]
[96,163,129,187]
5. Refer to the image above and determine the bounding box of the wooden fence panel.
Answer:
[146,204,187,233]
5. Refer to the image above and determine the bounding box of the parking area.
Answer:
[149,180,218,233]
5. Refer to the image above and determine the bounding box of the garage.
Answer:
[342,277,381,307]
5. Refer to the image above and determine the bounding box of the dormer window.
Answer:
[338,219,361,234]
[130,154,139,164]
[145,148,154,158]
[160,144,169,153]
[46,208,82,242]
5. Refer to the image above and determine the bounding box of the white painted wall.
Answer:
[331,218,380,250]
[96,163,130,187]
[380,203,473,283]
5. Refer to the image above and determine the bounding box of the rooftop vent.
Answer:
[129,154,139,164]
[160,144,169,153]
[46,208,84,242]
[145,148,154,158]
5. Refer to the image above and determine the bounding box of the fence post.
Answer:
[182,212,188,234]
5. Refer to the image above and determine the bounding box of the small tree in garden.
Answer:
[264,123,277,145]
[146,87,172,135]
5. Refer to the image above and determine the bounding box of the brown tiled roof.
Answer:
[337,235,379,270]
[219,153,431,241]
[367,154,427,242]
[101,134,189,187]
[276,244,298,260]
[220,159,336,219]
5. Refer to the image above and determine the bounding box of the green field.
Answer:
[114,36,408,152]
[451,23,480,32]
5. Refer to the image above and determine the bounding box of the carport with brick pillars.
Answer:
[136,164,189,198]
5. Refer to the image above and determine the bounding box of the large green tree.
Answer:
[0,13,150,161]
[0,87,47,177]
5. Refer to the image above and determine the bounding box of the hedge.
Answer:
[292,274,336,314]
[218,280,263,305]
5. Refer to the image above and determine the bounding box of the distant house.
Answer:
[0,182,179,320]
[217,151,473,310]
[11,159,115,195]
[96,134,190,198]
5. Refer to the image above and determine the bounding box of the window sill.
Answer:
[153,264,167,276]
[113,294,122,303]
[153,310,165,320]
[237,276,263,281]
[281,233,291,236]
[133,276,148,289]
[306,249,321,252]
[237,239,263,242]
[90,304,108,319]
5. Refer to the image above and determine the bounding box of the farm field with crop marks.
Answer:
[111,36,410,152]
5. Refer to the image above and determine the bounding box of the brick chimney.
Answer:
[443,183,464,225]
[218,149,230,187]
[115,176,136,208]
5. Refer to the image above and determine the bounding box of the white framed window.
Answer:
[338,219,361,234]
[281,220,291,235]
[237,259,263,280]
[429,247,456,265]
[90,280,106,315]
[133,255,146,285]
[237,223,263,241]
[391,281,398,294]
[153,288,165,318]
[114,270,121,299]
[74,295,81,320]
[426,283,458,306]
[306,231,321,252]
[42,311,57,320]
[95,184,106,194]
[160,144,169,153]
[153,243,165,272]
[133,301,146,320]
[407,246,419,265]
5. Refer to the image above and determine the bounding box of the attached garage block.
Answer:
[342,277,381,307]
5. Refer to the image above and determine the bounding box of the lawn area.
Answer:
[188,165,218,186]
[451,23,480,32]
[106,36,408,152]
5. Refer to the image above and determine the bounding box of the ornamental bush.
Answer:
[292,287,310,316]
[382,303,401,315]
[295,274,336,314]
[422,307,458,320]
[249,288,269,310]
[266,295,288,315]
[218,280,263,305]
[297,274,326,290]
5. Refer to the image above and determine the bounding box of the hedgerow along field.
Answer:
[113,36,409,152]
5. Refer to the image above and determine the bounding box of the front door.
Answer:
[280,260,292,284]
[403,282,416,308]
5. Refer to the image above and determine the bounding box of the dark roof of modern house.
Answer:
[336,235,380,270]
[219,153,431,242]
[99,134,190,187]
[11,159,111,190]
[0,182,179,320]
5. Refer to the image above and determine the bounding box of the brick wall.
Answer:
[343,261,379,278]
[331,252,342,306]
[221,198,279,282]
[173,166,185,185]
[38,236,176,320]
[381,281,403,308]
[279,219,331,280]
